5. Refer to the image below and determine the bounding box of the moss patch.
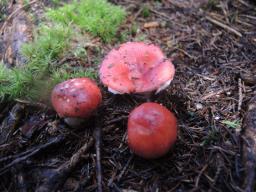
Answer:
[46,0,126,42]
[0,0,126,101]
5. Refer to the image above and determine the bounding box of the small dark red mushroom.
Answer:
[99,42,175,94]
[127,102,177,159]
[51,78,102,127]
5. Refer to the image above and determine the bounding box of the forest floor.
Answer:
[0,0,256,191]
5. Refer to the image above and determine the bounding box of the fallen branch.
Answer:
[242,96,256,192]
[0,135,64,176]
[36,137,94,192]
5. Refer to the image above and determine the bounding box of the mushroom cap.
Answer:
[51,78,102,118]
[127,102,177,159]
[99,42,175,94]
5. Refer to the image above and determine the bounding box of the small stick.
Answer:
[104,116,127,126]
[108,155,133,188]
[205,16,242,37]
[238,78,243,111]
[195,164,208,187]
[36,137,94,192]
[116,155,133,182]
[237,0,250,7]
[148,7,170,21]
[94,121,103,192]
[15,99,49,110]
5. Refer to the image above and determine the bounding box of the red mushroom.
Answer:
[99,42,175,94]
[51,78,102,127]
[127,102,177,159]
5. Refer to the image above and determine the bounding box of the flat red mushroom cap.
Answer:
[99,42,175,94]
[127,102,177,159]
[51,78,102,118]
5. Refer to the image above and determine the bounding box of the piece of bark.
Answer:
[0,103,25,145]
[242,96,256,192]
[144,21,160,28]
[1,0,33,67]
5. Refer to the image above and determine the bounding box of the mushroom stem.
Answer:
[64,117,86,128]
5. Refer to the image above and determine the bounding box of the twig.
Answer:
[131,7,143,22]
[242,96,256,192]
[205,16,242,37]
[117,155,133,182]
[237,0,250,7]
[195,164,208,187]
[0,145,36,163]
[15,99,49,110]
[201,89,229,101]
[0,135,64,176]
[36,137,94,192]
[238,78,243,111]
[108,155,133,188]
[177,48,198,60]
[94,122,103,192]
[104,116,128,126]
[148,7,170,21]
[0,0,38,35]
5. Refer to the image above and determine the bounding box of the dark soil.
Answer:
[1,0,256,191]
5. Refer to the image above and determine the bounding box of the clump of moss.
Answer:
[46,0,126,42]
[22,24,72,73]
[0,0,125,101]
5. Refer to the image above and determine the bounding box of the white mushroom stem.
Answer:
[64,117,86,128]
[108,87,123,94]
[155,79,172,94]
[107,79,172,96]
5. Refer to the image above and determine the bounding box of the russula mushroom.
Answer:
[51,78,102,127]
[99,42,175,94]
[127,102,177,159]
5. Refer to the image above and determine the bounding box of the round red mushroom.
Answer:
[127,102,177,159]
[51,78,102,126]
[99,42,175,94]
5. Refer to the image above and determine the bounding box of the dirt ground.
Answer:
[0,0,256,191]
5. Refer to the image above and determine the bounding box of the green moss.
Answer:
[142,5,150,18]
[22,24,72,73]
[0,0,126,101]
[46,0,126,42]
[0,24,95,101]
